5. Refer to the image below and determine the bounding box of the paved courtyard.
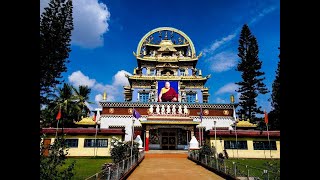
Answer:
[127,153,225,180]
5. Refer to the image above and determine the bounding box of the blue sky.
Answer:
[41,0,280,116]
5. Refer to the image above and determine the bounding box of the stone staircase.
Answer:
[145,150,188,158]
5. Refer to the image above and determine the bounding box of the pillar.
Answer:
[145,130,149,151]
[191,129,194,137]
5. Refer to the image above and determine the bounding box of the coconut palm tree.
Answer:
[72,85,94,120]
[42,83,93,128]
[50,83,78,127]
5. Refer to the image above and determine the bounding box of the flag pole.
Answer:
[55,106,61,139]
[94,109,101,157]
[233,106,238,159]
[199,106,202,147]
[266,123,271,158]
[235,120,238,159]
[231,95,238,159]
[131,107,134,161]
[55,120,59,138]
[265,110,271,159]
[94,122,98,157]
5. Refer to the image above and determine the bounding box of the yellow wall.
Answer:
[208,137,280,159]
[45,135,122,157]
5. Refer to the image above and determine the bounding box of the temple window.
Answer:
[224,141,248,149]
[65,139,78,148]
[150,69,155,75]
[253,141,277,150]
[142,67,147,75]
[186,93,196,103]
[161,69,174,76]
[139,92,149,102]
[188,68,192,76]
[84,139,108,147]
[180,69,185,76]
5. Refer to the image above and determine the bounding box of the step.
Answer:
[145,153,188,158]
[146,150,188,154]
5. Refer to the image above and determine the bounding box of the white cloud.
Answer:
[68,71,96,87]
[207,51,238,72]
[93,84,117,102]
[40,0,111,48]
[201,4,278,56]
[215,83,239,95]
[215,98,227,104]
[112,70,132,87]
[69,70,131,105]
[95,94,103,104]
[202,33,236,56]
[250,6,278,25]
[72,0,111,48]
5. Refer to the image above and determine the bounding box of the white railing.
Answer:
[188,151,280,180]
[149,104,189,115]
[85,151,145,180]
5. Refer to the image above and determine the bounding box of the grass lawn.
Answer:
[223,158,280,178]
[226,158,280,169]
[63,157,113,180]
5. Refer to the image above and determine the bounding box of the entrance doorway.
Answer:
[161,129,176,150]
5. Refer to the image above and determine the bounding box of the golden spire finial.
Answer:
[103,92,107,100]
[230,94,235,104]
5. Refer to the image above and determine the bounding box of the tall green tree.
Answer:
[236,24,269,122]
[40,0,73,106]
[269,48,280,130]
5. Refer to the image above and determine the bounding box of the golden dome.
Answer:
[159,40,174,46]
[75,116,96,125]
[236,119,257,127]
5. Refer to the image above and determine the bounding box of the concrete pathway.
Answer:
[127,153,225,180]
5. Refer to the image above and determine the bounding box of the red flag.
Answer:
[56,108,61,121]
[264,110,268,124]
[93,113,96,122]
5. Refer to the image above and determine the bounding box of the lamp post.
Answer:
[214,121,217,148]
[214,120,218,169]
[131,118,135,163]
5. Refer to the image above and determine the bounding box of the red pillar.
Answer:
[145,130,149,151]
[145,137,149,151]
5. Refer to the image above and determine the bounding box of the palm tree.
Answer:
[72,85,94,120]
[50,83,77,126]
[41,83,93,128]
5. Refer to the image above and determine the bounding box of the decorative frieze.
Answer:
[100,102,235,109]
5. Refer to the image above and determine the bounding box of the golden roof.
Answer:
[75,116,96,125]
[158,46,177,52]
[159,39,174,46]
[128,75,208,81]
[236,119,257,127]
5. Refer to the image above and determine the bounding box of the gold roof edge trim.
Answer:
[136,27,196,59]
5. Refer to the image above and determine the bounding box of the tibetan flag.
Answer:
[264,110,268,124]
[133,108,141,119]
[233,107,237,121]
[96,110,101,122]
[200,106,203,122]
[56,108,61,121]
